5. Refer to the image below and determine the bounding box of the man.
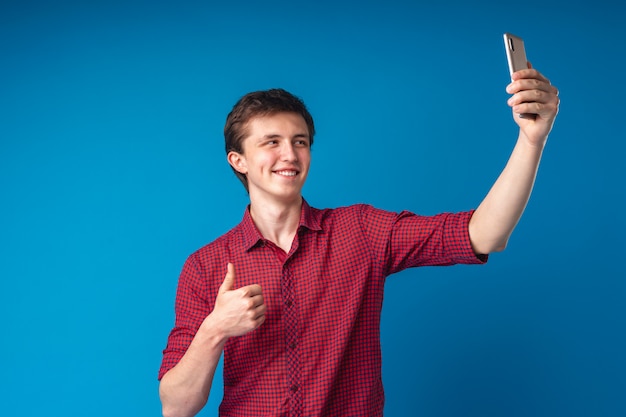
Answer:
[158,66,559,417]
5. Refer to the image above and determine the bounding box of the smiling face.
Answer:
[227,112,311,206]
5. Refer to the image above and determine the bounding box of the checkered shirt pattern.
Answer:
[159,199,486,416]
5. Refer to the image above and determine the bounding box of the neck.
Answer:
[249,196,303,253]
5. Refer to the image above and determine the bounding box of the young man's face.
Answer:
[228,112,311,205]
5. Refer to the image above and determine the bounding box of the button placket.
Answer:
[282,266,302,415]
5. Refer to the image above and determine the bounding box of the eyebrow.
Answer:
[261,132,309,139]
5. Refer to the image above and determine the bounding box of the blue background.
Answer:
[1,1,624,416]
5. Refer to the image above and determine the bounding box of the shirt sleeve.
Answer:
[358,205,487,276]
[158,253,212,380]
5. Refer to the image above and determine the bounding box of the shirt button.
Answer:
[291,384,299,392]
[285,300,293,307]
[290,342,297,350]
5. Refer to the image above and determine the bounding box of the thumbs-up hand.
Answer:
[209,263,266,339]
[218,262,238,293]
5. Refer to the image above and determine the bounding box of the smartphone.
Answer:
[503,33,535,119]
[503,33,528,77]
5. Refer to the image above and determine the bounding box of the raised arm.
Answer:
[159,264,266,417]
[469,66,560,255]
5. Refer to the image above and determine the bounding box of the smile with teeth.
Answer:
[274,170,297,177]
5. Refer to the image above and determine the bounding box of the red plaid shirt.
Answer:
[159,200,486,416]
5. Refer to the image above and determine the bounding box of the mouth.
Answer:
[274,170,298,177]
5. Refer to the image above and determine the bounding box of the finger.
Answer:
[509,88,558,109]
[252,314,266,330]
[507,79,557,98]
[513,99,559,119]
[512,89,559,113]
[511,69,551,85]
[248,298,266,316]
[508,89,544,107]
[249,293,265,308]
[240,284,263,297]
[253,306,267,325]
[518,78,556,93]
[219,263,236,294]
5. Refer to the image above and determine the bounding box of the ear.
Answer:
[227,151,248,174]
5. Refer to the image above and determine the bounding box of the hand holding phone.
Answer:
[503,33,535,119]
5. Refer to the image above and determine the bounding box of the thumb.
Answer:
[219,263,236,293]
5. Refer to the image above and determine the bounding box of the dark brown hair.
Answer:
[224,88,315,191]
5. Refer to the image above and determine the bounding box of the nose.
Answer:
[280,141,298,162]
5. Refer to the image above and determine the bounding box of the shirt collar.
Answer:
[240,198,323,251]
